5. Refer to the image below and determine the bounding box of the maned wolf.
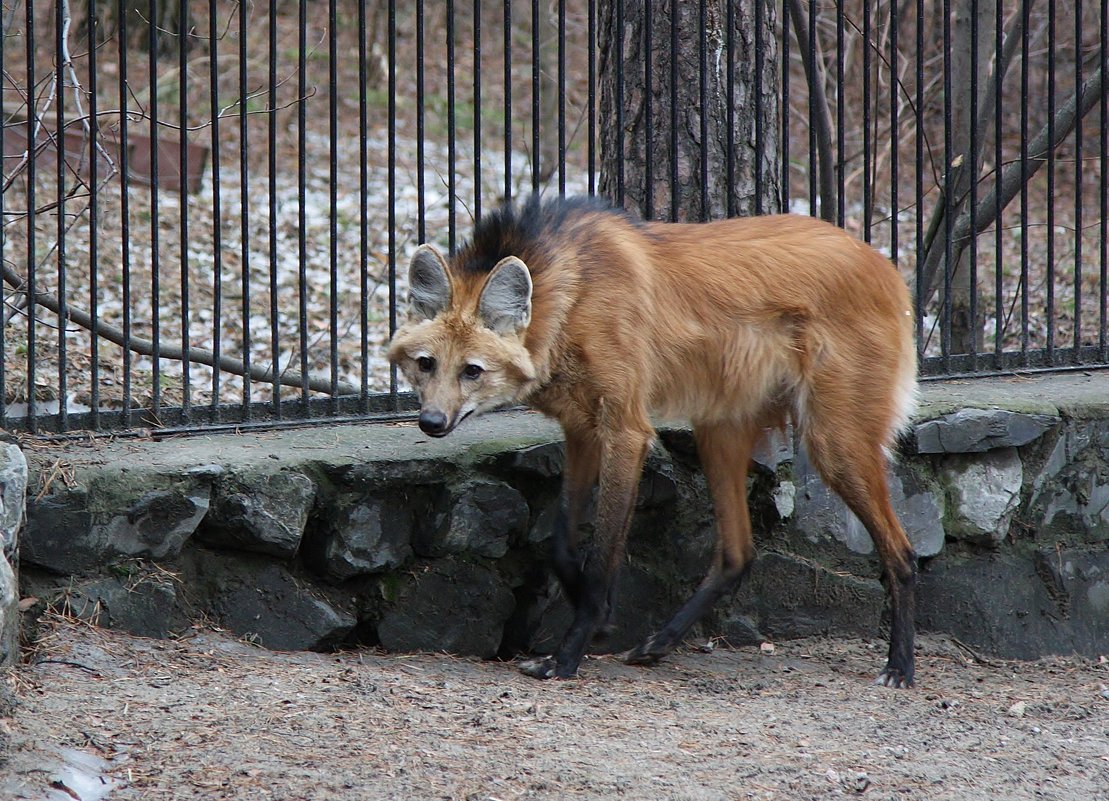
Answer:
[388,195,920,688]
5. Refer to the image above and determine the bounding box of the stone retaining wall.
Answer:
[6,373,1109,665]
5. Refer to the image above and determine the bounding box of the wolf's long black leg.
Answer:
[624,563,751,664]
[520,427,603,679]
[802,419,918,688]
[522,422,651,680]
[625,421,758,666]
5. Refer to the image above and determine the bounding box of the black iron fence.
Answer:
[0,1,1106,433]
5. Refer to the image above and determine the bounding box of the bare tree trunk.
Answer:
[538,3,560,183]
[598,0,780,221]
[945,0,995,354]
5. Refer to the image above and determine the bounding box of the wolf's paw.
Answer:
[518,656,558,680]
[623,640,666,666]
[874,665,914,689]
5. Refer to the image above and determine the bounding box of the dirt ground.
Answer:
[1,617,1107,801]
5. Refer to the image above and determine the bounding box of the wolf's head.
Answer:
[387,244,538,437]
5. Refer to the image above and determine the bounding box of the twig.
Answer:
[32,658,101,674]
[919,61,1104,302]
[786,0,836,222]
[0,261,360,399]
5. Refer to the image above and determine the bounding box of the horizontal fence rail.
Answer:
[0,0,1106,433]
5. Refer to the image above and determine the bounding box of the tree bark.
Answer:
[944,0,995,354]
[598,0,781,221]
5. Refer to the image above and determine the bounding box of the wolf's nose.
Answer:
[418,409,449,436]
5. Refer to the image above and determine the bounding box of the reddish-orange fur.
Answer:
[389,197,920,687]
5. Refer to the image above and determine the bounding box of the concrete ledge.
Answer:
[15,371,1109,661]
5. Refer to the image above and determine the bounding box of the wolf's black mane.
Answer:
[455,195,625,275]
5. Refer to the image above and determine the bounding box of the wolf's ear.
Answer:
[408,245,452,320]
[479,256,533,334]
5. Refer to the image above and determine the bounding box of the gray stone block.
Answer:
[917,554,1073,659]
[319,494,414,580]
[939,448,1023,545]
[0,443,27,560]
[915,408,1057,454]
[492,441,565,478]
[0,442,25,667]
[64,574,189,639]
[721,552,885,642]
[793,446,945,557]
[1028,421,1109,543]
[202,470,316,558]
[0,557,16,666]
[98,489,211,560]
[191,552,355,651]
[416,478,528,558]
[377,560,515,658]
[1034,547,1109,653]
[22,490,97,573]
[23,485,210,573]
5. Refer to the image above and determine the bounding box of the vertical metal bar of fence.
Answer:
[86,0,99,429]
[329,0,340,412]
[531,0,540,196]
[297,0,309,409]
[807,0,816,216]
[615,0,624,207]
[1072,0,1083,358]
[25,0,37,431]
[644,5,653,218]
[418,0,427,239]
[914,0,924,356]
[0,7,6,428]
[993,0,1004,367]
[117,0,132,428]
[723,0,731,215]
[968,0,979,373]
[725,0,735,217]
[503,0,512,203]
[22,0,35,431]
[587,0,596,195]
[359,0,370,411]
[807,0,816,217]
[780,0,789,214]
[474,0,482,221]
[835,0,844,228]
[238,0,251,418]
[889,0,899,265]
[149,0,162,422]
[209,0,225,418]
[941,0,952,367]
[447,0,457,252]
[267,0,280,416]
[1045,0,1056,365]
[753,0,764,215]
[180,0,192,420]
[862,0,872,242]
[557,0,566,196]
[389,0,399,403]
[669,0,677,220]
[1019,0,1030,362]
[1101,0,1108,361]
[55,0,67,431]
[698,0,708,220]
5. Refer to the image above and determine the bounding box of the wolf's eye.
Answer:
[416,356,436,373]
[461,364,484,380]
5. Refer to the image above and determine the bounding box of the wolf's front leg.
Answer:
[520,422,651,679]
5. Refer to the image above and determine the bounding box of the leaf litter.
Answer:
[2,616,1107,800]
